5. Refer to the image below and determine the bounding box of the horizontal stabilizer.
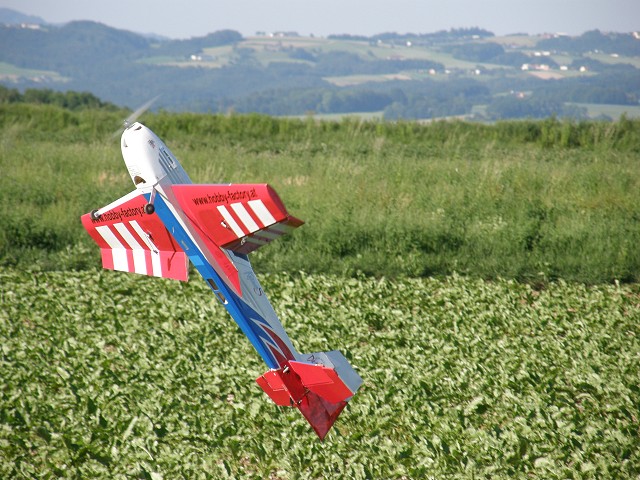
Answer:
[256,351,362,440]
[81,192,189,281]
[287,361,355,404]
[256,370,292,407]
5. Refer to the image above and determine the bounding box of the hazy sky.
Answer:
[3,0,639,39]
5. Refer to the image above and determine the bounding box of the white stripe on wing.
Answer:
[114,222,147,275]
[95,225,128,272]
[231,202,259,233]
[217,205,245,238]
[248,199,276,226]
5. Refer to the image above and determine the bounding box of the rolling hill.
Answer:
[1,9,639,120]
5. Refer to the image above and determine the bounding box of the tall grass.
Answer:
[1,104,639,283]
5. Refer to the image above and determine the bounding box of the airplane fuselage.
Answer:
[120,122,299,369]
[82,121,362,439]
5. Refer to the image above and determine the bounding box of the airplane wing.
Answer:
[81,190,189,281]
[170,184,304,255]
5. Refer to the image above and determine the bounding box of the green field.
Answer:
[1,105,640,477]
[0,62,68,83]
[2,269,639,478]
[1,104,640,283]
[572,103,640,119]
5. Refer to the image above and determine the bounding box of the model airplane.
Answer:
[81,120,361,439]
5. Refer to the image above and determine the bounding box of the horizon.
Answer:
[2,1,639,40]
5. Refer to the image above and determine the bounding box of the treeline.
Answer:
[443,42,533,68]
[227,78,488,117]
[229,70,639,120]
[487,96,587,120]
[0,85,120,111]
[382,79,491,119]
[328,28,495,45]
[538,71,639,105]
[228,87,397,116]
[537,30,640,56]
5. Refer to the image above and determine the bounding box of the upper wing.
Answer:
[81,190,189,281]
[171,184,303,255]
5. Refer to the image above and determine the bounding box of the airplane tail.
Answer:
[256,350,362,440]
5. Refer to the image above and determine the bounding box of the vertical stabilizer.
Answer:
[256,350,362,439]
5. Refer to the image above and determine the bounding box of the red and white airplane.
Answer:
[81,120,362,439]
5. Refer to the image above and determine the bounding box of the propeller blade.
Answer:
[124,95,161,128]
[111,95,161,138]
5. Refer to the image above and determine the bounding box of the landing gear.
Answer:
[90,209,101,220]
[144,187,157,215]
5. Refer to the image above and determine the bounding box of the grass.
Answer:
[1,105,640,283]
[1,268,638,478]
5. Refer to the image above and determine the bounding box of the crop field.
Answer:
[1,105,640,478]
[2,269,639,478]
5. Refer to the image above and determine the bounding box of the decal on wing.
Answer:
[81,191,189,281]
[171,184,303,255]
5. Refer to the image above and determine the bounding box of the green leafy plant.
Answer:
[1,269,638,478]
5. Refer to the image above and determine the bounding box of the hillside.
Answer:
[0,15,639,120]
[0,7,45,26]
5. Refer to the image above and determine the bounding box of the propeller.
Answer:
[112,95,161,138]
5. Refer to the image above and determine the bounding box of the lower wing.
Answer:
[81,190,189,281]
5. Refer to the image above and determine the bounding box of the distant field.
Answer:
[130,33,632,103]
[324,73,413,86]
[0,62,67,82]
[481,35,539,48]
[159,35,519,73]
[586,52,640,69]
[573,102,640,119]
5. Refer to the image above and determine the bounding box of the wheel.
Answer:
[90,209,101,220]
[144,203,155,215]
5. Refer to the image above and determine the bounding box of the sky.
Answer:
[2,0,639,39]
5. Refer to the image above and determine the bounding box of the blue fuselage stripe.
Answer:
[147,192,279,369]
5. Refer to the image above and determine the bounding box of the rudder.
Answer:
[256,350,362,439]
